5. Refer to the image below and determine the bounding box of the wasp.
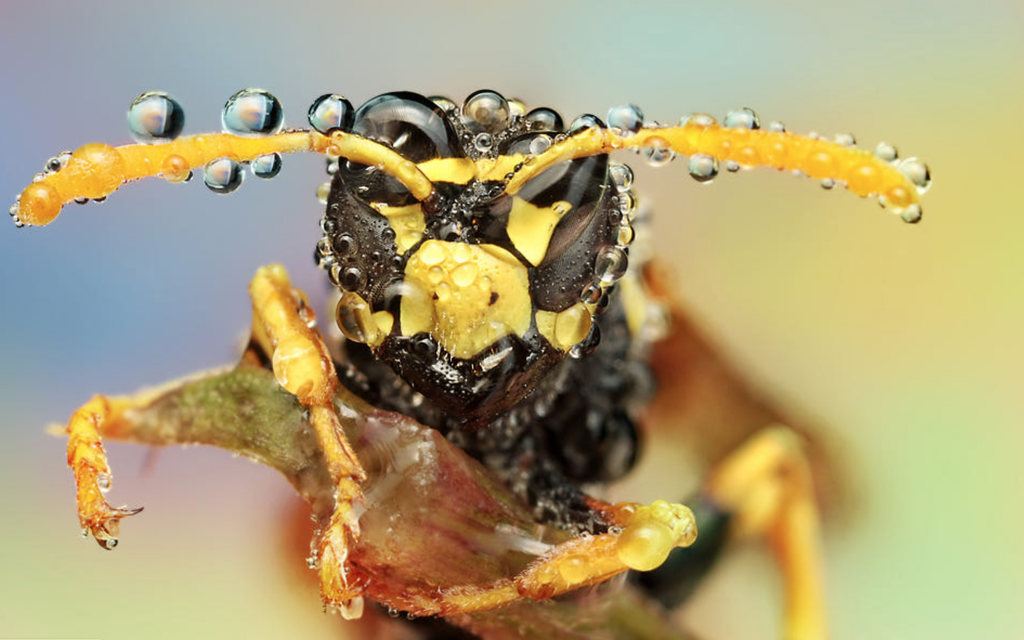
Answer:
[12,88,930,640]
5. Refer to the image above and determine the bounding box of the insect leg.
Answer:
[630,495,733,609]
[247,264,368,618]
[387,498,698,616]
[704,426,827,640]
[65,394,144,549]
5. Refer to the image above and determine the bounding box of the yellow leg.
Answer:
[705,427,827,640]
[66,395,143,549]
[247,264,368,616]
[381,499,697,617]
[518,499,698,596]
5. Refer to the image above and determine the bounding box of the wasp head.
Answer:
[317,91,635,426]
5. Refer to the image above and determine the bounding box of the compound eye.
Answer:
[504,135,614,311]
[351,92,462,163]
[504,134,606,224]
[340,92,463,210]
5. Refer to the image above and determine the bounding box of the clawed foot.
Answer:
[516,500,697,600]
[315,477,366,619]
[66,395,143,549]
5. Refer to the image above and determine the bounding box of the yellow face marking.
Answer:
[506,198,573,266]
[372,310,395,337]
[401,240,531,359]
[473,155,527,182]
[370,203,425,255]
[417,157,477,184]
[411,155,529,186]
[535,302,593,352]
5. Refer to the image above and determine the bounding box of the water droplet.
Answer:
[900,204,923,224]
[833,132,856,147]
[680,113,717,128]
[251,153,282,179]
[427,266,444,285]
[508,98,527,117]
[688,154,719,183]
[474,132,494,152]
[525,107,564,132]
[820,177,836,190]
[617,192,637,220]
[341,266,366,292]
[222,88,284,136]
[594,246,628,284]
[723,107,760,130]
[568,114,605,135]
[325,263,342,285]
[452,262,479,287]
[336,293,377,343]
[609,162,634,192]
[306,556,317,569]
[462,90,510,132]
[766,120,786,133]
[307,94,354,135]
[333,233,356,255]
[430,95,457,112]
[45,151,72,174]
[898,158,931,194]
[127,91,185,143]
[203,157,243,194]
[97,473,112,492]
[529,134,551,156]
[725,160,741,173]
[569,321,601,359]
[418,241,447,266]
[874,141,899,162]
[642,137,674,167]
[451,242,472,264]
[338,597,364,620]
[580,281,603,305]
[617,224,634,247]
[161,154,191,183]
[554,303,593,351]
[607,104,644,137]
[316,181,331,204]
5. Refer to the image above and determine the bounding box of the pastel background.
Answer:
[0,2,1019,639]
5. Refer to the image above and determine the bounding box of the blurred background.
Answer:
[1,2,1020,638]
